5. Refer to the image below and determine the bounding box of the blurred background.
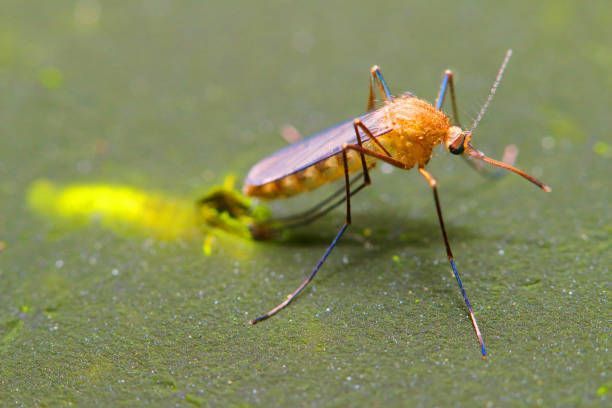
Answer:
[0,1,609,406]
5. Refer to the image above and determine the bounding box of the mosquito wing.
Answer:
[245,108,392,187]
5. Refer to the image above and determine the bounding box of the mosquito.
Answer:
[243,50,550,358]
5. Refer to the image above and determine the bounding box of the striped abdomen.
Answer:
[244,141,378,199]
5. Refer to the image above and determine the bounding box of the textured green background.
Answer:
[0,1,609,406]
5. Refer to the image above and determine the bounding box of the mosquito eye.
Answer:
[449,136,465,155]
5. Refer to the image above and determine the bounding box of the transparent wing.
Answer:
[245,109,392,186]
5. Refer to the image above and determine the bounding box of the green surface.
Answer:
[1,1,610,406]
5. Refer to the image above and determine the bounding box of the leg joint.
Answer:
[418,167,437,188]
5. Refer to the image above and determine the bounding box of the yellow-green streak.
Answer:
[27,177,271,253]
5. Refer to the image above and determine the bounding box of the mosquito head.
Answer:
[446,126,471,155]
[446,51,513,156]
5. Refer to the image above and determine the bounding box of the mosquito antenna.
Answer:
[470,49,513,132]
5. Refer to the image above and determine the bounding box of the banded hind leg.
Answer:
[250,151,358,323]
[435,69,517,178]
[338,142,488,357]
[418,167,487,357]
[249,121,388,323]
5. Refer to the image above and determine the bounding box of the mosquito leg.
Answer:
[272,174,364,223]
[261,179,367,234]
[252,120,397,301]
[418,167,487,358]
[290,139,489,356]
[435,70,462,127]
[368,65,393,111]
[250,150,356,324]
[251,120,392,320]
[278,182,368,230]
[352,120,374,185]
[277,119,392,231]
[354,120,392,158]
[344,144,408,169]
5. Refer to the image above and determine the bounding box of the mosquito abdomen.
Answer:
[244,149,375,199]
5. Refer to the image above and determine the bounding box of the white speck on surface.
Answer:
[498,249,505,256]
[111,268,119,276]
[541,136,555,150]
[342,255,349,264]
[381,162,394,174]
[55,260,64,269]
[326,307,331,312]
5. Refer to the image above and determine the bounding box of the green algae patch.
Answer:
[0,319,24,353]
[38,67,64,90]
[27,177,271,244]
[196,175,271,241]
[593,141,612,158]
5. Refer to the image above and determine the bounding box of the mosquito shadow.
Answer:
[274,211,477,251]
[261,210,484,293]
